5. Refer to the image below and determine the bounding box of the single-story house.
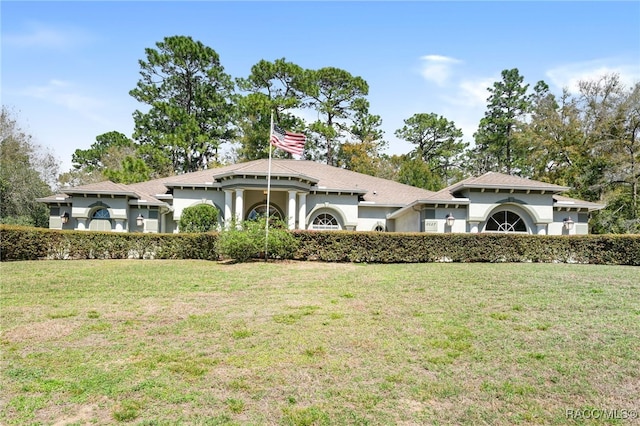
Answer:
[38,159,604,235]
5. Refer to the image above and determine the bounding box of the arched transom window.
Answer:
[92,208,110,219]
[373,223,386,232]
[485,210,527,233]
[311,213,340,230]
[246,204,282,221]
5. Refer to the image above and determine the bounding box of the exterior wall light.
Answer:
[563,217,574,231]
[136,214,145,227]
[61,211,70,224]
[445,213,455,227]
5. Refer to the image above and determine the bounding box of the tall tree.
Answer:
[578,76,640,233]
[616,82,640,222]
[304,67,369,165]
[235,58,307,160]
[473,68,531,175]
[572,73,624,203]
[60,131,149,186]
[71,131,134,173]
[521,83,584,184]
[395,113,466,186]
[396,156,441,191]
[523,73,639,233]
[103,156,151,184]
[0,107,57,227]
[337,99,387,175]
[130,35,236,175]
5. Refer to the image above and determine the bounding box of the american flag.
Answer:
[270,125,306,156]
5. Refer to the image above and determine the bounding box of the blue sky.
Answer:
[2,1,639,173]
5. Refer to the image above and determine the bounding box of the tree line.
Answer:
[2,35,638,233]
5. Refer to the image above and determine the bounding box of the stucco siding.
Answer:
[356,206,395,231]
[394,210,421,233]
[433,207,467,233]
[172,189,225,220]
[306,194,359,229]
[71,197,128,219]
[466,192,554,224]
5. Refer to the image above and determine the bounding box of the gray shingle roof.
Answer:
[553,195,605,211]
[131,159,436,206]
[43,163,602,212]
[443,171,570,193]
[53,179,165,206]
[61,180,139,195]
[421,172,603,211]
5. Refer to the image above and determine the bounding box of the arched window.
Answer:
[485,210,527,233]
[373,223,386,232]
[89,208,112,231]
[246,204,282,221]
[92,208,110,219]
[312,213,340,230]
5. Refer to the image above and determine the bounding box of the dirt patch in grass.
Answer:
[4,319,79,343]
[48,403,105,426]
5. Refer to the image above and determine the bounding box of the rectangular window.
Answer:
[50,207,60,216]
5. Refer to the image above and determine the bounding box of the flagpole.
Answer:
[265,112,274,261]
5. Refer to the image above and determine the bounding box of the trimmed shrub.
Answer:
[179,204,219,233]
[217,218,299,262]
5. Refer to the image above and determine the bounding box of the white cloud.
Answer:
[2,22,92,50]
[441,77,494,109]
[546,59,640,93]
[419,55,462,86]
[420,76,497,144]
[21,80,108,124]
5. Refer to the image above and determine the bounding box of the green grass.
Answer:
[1,260,639,425]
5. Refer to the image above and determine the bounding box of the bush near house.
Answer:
[178,204,219,233]
[216,219,299,262]
[1,225,639,265]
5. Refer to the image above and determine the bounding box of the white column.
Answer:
[287,191,297,230]
[234,189,244,223]
[468,221,479,233]
[536,224,547,235]
[298,193,307,230]
[77,218,88,231]
[115,219,125,232]
[224,190,233,227]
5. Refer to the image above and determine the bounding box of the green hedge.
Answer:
[2,225,639,265]
[291,231,640,265]
[0,226,218,261]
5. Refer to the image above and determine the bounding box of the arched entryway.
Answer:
[246,203,284,221]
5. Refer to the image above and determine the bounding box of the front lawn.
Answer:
[1,260,638,425]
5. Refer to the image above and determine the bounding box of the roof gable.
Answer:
[455,172,569,192]
[58,180,165,206]
[62,180,135,194]
[553,195,605,211]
